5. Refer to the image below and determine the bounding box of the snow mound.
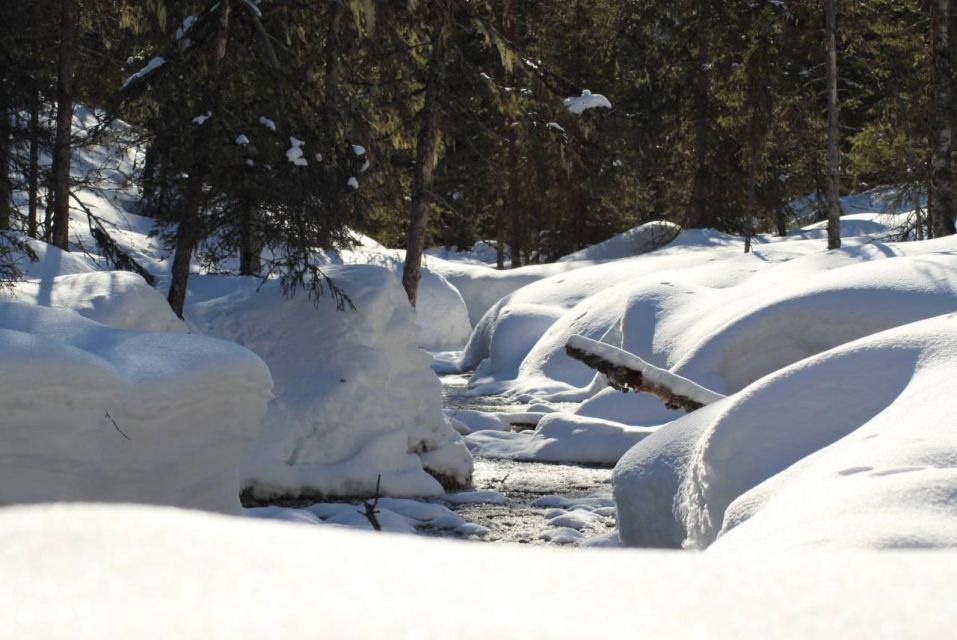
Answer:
[466,412,654,464]
[313,247,473,350]
[0,303,271,514]
[189,264,472,501]
[2,270,185,332]
[476,232,957,405]
[557,221,680,262]
[615,314,957,550]
[3,502,956,639]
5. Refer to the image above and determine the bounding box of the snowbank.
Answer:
[0,303,271,514]
[189,264,472,501]
[2,502,956,639]
[615,314,957,550]
[2,269,185,332]
[314,247,473,350]
[466,412,655,464]
[557,221,679,262]
[471,231,957,405]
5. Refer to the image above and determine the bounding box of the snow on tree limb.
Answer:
[565,335,724,412]
[564,90,612,115]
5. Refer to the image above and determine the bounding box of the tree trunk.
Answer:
[495,205,505,269]
[930,0,957,237]
[0,79,12,232]
[27,0,43,238]
[27,86,41,238]
[687,4,713,230]
[239,171,261,276]
[51,0,78,250]
[825,0,842,250]
[401,0,449,306]
[503,0,522,268]
[166,0,232,318]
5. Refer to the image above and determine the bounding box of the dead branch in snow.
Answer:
[565,335,724,412]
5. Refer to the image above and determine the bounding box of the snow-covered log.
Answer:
[565,335,725,412]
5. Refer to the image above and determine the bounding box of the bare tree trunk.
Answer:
[27,86,41,238]
[51,0,78,250]
[0,80,11,231]
[503,0,522,268]
[494,206,505,269]
[239,170,261,276]
[930,0,957,237]
[167,0,232,318]
[686,4,713,230]
[401,0,449,306]
[825,0,842,250]
[27,0,42,238]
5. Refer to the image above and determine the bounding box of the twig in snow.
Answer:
[105,409,131,440]
[358,474,383,531]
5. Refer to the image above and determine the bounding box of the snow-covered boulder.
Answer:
[0,303,271,514]
[614,314,957,550]
[190,264,472,502]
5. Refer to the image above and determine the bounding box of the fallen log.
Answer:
[565,335,725,412]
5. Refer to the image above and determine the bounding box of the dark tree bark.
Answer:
[27,84,41,238]
[687,5,713,230]
[0,79,12,231]
[27,0,42,238]
[825,0,842,249]
[930,0,957,237]
[502,0,522,269]
[167,0,232,318]
[239,170,261,276]
[50,0,78,250]
[401,0,449,306]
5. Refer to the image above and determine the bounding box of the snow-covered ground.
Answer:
[3,106,957,636]
[2,502,955,639]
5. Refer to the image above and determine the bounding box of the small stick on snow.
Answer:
[565,335,724,412]
[359,475,383,531]
[105,409,131,440]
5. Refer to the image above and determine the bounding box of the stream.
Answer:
[436,374,618,546]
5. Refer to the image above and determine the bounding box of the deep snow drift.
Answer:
[614,314,957,550]
[190,265,473,502]
[457,227,957,466]
[2,502,955,639]
[0,301,271,515]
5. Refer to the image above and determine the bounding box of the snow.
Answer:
[122,56,165,89]
[189,265,472,501]
[352,144,366,156]
[567,334,725,406]
[564,89,612,115]
[347,176,359,190]
[3,502,956,638]
[192,112,211,125]
[235,134,250,146]
[1,270,185,332]
[175,15,197,41]
[258,116,276,131]
[466,412,655,464]
[557,221,679,262]
[286,136,307,166]
[0,303,271,515]
[614,314,957,551]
